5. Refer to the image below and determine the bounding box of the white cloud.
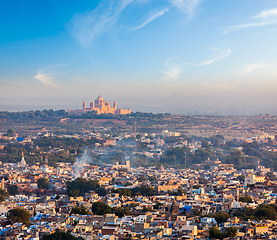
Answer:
[163,66,181,79]
[169,0,202,16]
[200,48,231,65]
[224,8,277,34]
[255,8,277,19]
[67,0,152,47]
[239,64,274,75]
[223,20,277,34]
[163,57,183,79]
[33,64,67,87]
[132,8,169,30]
[34,71,57,87]
[67,0,203,47]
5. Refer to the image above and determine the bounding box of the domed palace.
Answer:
[68,95,131,115]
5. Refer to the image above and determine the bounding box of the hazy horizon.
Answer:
[0,95,276,115]
[1,0,277,115]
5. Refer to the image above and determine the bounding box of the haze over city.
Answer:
[2,1,277,239]
[1,0,277,114]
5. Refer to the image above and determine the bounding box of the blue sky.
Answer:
[0,0,277,114]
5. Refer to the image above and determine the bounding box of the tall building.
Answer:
[68,95,131,115]
[1,178,4,189]
[21,152,26,165]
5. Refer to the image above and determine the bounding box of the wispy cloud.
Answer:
[34,71,57,87]
[200,48,231,65]
[131,8,169,30]
[67,0,203,47]
[163,57,183,79]
[224,8,277,34]
[67,0,152,47]
[255,8,277,19]
[239,64,274,75]
[223,21,277,34]
[169,0,202,16]
[34,64,67,87]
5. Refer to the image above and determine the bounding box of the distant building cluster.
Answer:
[68,95,131,115]
[161,130,181,137]
[1,114,277,239]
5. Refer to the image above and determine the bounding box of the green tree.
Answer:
[153,202,163,210]
[201,139,211,149]
[37,177,50,189]
[7,207,31,226]
[42,231,85,240]
[113,207,132,217]
[225,150,246,169]
[91,201,112,215]
[95,187,106,196]
[71,205,90,215]
[239,195,253,203]
[233,204,277,221]
[214,212,230,223]
[68,189,79,197]
[7,184,19,196]
[142,207,153,212]
[234,207,255,221]
[0,187,9,202]
[111,188,131,197]
[168,188,186,196]
[131,185,155,196]
[129,202,139,208]
[67,177,105,196]
[254,204,277,220]
[209,226,222,239]
[223,227,238,238]
[7,128,16,136]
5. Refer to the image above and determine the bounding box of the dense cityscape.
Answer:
[1,0,277,239]
[0,102,277,239]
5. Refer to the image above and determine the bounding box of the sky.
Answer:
[0,0,277,115]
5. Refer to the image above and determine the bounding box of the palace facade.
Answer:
[68,95,131,115]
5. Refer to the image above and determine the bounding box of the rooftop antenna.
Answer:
[45,155,48,166]
[134,121,137,137]
[185,153,187,168]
